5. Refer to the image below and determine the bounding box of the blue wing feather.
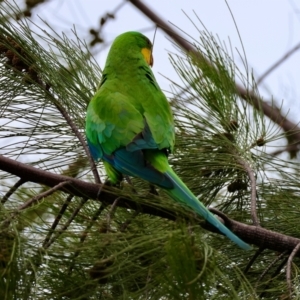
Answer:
[87,138,103,161]
[127,121,160,151]
[103,148,173,189]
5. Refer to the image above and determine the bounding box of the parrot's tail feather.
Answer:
[164,169,251,250]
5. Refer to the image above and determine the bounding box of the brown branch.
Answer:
[260,256,288,298]
[257,41,300,85]
[129,0,300,144]
[230,219,300,254]
[286,242,300,298]
[1,180,71,228]
[0,154,176,220]
[244,246,265,273]
[106,197,119,232]
[17,180,71,211]
[236,156,259,226]
[129,0,195,53]
[44,197,88,249]
[79,202,105,244]
[68,202,106,273]
[89,1,127,47]
[14,0,50,19]
[235,85,300,141]
[255,251,287,291]
[42,194,74,248]
[1,178,25,204]
[208,207,300,254]
[120,210,139,232]
[3,154,300,253]
[269,144,300,157]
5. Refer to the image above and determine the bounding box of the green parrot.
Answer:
[86,31,251,250]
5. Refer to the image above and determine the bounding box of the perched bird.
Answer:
[86,31,251,250]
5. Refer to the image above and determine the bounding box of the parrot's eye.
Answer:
[146,37,152,48]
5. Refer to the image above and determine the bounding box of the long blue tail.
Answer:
[164,168,251,250]
[102,148,251,250]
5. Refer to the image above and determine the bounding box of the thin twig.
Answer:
[1,181,71,229]
[79,202,106,243]
[106,197,119,232]
[43,197,88,249]
[244,246,265,273]
[257,42,300,85]
[270,144,300,157]
[17,180,71,211]
[260,256,288,298]
[90,0,127,43]
[1,178,25,204]
[54,102,101,184]
[42,194,74,248]
[255,251,287,291]
[125,175,137,194]
[120,210,140,232]
[236,157,259,226]
[286,242,300,298]
[68,202,106,273]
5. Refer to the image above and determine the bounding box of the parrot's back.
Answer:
[85,31,251,250]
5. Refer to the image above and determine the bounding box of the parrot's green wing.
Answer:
[86,87,144,158]
[86,38,175,159]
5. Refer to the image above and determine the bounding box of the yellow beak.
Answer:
[141,48,153,67]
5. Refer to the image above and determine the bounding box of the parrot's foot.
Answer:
[104,179,121,188]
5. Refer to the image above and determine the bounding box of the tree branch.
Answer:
[255,251,287,291]
[260,256,288,299]
[42,194,74,248]
[2,154,300,254]
[244,246,265,273]
[68,202,105,273]
[257,41,300,85]
[286,242,300,298]
[44,197,88,250]
[17,180,71,211]
[1,178,25,204]
[229,218,300,254]
[236,156,259,226]
[0,154,176,220]
[106,197,119,232]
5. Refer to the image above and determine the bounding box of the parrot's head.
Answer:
[108,31,154,68]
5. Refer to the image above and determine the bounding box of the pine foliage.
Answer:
[0,2,300,299]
